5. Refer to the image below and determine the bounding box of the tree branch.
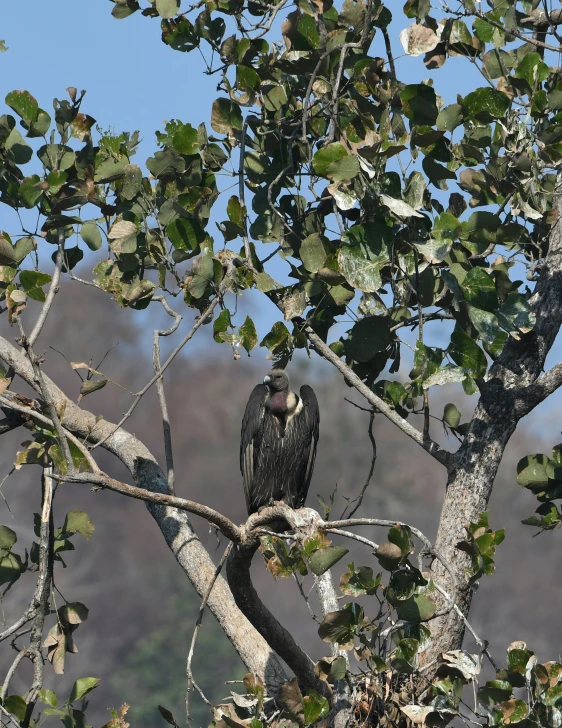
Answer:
[28,234,63,348]
[152,296,182,495]
[304,327,453,470]
[226,540,327,694]
[53,470,241,543]
[186,542,233,725]
[0,332,288,695]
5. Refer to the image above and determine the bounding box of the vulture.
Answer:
[240,369,319,515]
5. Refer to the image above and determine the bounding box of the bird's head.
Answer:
[263,369,289,392]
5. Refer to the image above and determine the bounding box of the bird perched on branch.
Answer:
[240,369,319,515]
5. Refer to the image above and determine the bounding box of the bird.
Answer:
[240,369,320,515]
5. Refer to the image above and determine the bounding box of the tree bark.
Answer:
[426,194,562,664]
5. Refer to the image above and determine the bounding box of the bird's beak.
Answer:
[263,375,271,385]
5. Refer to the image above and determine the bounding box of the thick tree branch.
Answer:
[305,327,453,470]
[0,333,288,694]
[514,361,562,416]
[427,192,562,664]
[226,540,327,695]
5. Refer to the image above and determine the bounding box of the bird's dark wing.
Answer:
[240,383,267,513]
[297,384,320,504]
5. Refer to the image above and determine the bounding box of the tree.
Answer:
[1,0,562,725]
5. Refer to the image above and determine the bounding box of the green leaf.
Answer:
[158,706,180,728]
[326,155,360,181]
[395,594,437,622]
[449,327,487,379]
[443,403,461,429]
[300,233,328,273]
[400,84,438,125]
[239,316,258,354]
[462,87,510,121]
[187,255,214,299]
[318,609,354,647]
[303,691,329,726]
[514,52,549,86]
[4,695,27,721]
[436,104,463,132]
[340,563,380,596]
[312,143,348,177]
[517,454,551,489]
[80,222,103,251]
[63,510,95,540]
[211,98,242,137]
[19,174,43,208]
[346,316,393,363]
[213,309,231,343]
[167,218,205,252]
[0,525,17,550]
[461,267,497,312]
[5,90,39,124]
[79,379,108,399]
[38,689,58,708]
[69,677,100,704]
[173,122,200,155]
[156,0,180,17]
[308,546,349,576]
[19,270,51,302]
[380,194,424,218]
[108,219,138,255]
[338,245,382,292]
[388,524,414,558]
[5,128,33,164]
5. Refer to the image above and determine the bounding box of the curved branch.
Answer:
[0,333,288,694]
[54,470,241,543]
[226,540,327,695]
[304,328,453,470]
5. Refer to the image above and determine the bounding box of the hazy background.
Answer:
[0,2,561,726]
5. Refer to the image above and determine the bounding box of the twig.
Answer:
[28,232,63,347]
[186,543,233,726]
[0,395,99,473]
[52,470,241,543]
[293,574,319,622]
[239,117,253,265]
[90,293,222,452]
[305,327,454,470]
[343,411,376,519]
[382,26,396,80]
[152,297,182,495]
[1,648,27,702]
[324,527,379,551]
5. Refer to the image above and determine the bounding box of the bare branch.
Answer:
[1,649,27,703]
[53,470,242,543]
[0,332,288,694]
[226,540,327,694]
[91,290,222,452]
[342,410,376,519]
[152,296,182,495]
[305,327,454,469]
[186,543,233,726]
[514,360,562,416]
[28,233,63,348]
